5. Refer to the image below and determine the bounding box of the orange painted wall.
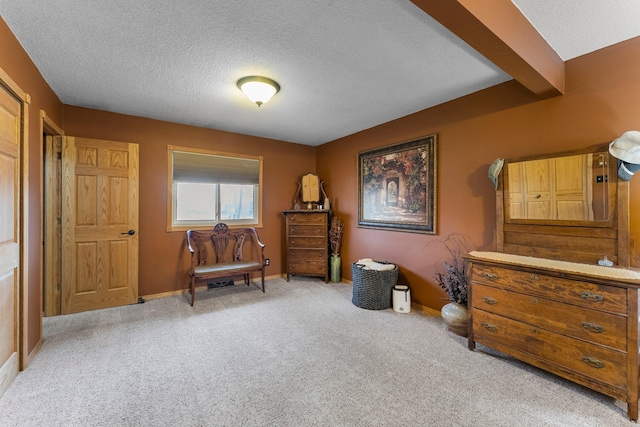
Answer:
[318,36,640,311]
[62,106,316,297]
[2,9,640,361]
[0,17,63,356]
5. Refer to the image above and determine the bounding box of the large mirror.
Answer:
[496,142,632,267]
[504,149,612,224]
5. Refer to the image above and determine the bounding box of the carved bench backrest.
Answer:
[188,224,254,266]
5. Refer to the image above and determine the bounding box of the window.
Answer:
[167,146,262,231]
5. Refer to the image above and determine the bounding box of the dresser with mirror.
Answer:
[466,142,640,421]
[283,173,331,282]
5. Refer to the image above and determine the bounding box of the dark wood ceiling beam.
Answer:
[410,0,564,98]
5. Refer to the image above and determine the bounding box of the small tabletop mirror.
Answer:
[301,173,320,203]
[293,173,328,209]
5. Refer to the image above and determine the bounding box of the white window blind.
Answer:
[172,151,259,184]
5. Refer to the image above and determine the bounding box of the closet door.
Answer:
[554,154,591,220]
[523,158,553,219]
[0,85,21,397]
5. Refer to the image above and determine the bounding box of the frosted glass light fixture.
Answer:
[237,76,280,107]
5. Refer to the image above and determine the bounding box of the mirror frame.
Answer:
[495,142,634,267]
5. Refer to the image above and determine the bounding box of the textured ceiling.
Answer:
[1,0,639,146]
[512,0,640,61]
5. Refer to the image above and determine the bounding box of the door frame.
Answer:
[41,112,64,318]
[0,66,30,371]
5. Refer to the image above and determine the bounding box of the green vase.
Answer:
[330,254,341,283]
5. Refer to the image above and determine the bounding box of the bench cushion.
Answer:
[193,261,262,276]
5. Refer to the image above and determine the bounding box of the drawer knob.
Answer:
[482,273,498,281]
[482,296,497,305]
[582,356,605,369]
[579,291,604,302]
[529,274,539,281]
[481,322,497,332]
[530,298,539,304]
[582,322,605,334]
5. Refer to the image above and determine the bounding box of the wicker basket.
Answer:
[351,262,399,310]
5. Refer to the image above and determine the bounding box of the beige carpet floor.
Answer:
[0,277,635,426]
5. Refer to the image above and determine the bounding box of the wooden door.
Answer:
[0,86,21,397]
[44,135,62,316]
[507,162,525,219]
[524,158,553,219]
[61,137,139,314]
[554,154,592,220]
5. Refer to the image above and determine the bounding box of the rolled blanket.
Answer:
[356,258,396,271]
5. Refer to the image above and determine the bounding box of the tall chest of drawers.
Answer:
[466,253,640,421]
[283,210,330,282]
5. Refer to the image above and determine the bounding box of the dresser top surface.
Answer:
[467,251,640,284]
[283,209,330,214]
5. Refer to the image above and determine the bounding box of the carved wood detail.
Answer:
[185,224,266,306]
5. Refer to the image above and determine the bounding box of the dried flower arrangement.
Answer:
[329,216,345,256]
[431,233,473,306]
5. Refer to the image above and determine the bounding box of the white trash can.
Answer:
[392,285,411,313]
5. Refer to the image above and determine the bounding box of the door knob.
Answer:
[121,229,135,236]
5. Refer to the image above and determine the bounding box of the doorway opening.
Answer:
[41,113,63,316]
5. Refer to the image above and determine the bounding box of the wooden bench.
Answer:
[186,223,266,306]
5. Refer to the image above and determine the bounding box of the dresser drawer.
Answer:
[472,284,627,351]
[286,213,327,225]
[288,224,327,237]
[288,249,327,263]
[289,261,327,275]
[472,264,627,315]
[473,310,628,389]
[288,236,326,248]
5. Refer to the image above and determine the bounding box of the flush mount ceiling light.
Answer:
[237,76,280,107]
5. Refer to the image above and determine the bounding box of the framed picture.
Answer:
[358,134,437,234]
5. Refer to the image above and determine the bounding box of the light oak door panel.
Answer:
[44,135,62,316]
[524,158,553,219]
[513,155,592,221]
[555,154,592,220]
[0,86,20,398]
[507,162,525,219]
[62,137,139,314]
